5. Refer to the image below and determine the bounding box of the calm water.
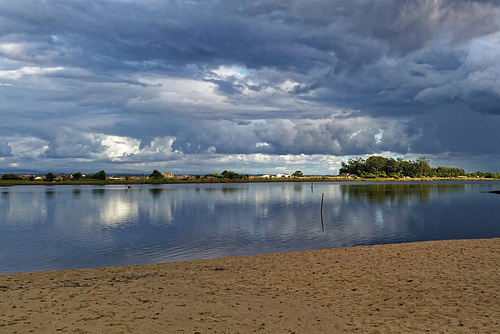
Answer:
[1,181,499,274]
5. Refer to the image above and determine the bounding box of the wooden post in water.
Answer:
[320,192,324,231]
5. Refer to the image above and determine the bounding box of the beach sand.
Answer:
[1,238,499,333]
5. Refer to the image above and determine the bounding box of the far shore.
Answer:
[1,176,499,187]
[1,238,499,333]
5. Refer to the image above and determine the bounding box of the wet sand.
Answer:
[1,238,499,333]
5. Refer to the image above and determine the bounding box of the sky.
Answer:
[1,0,500,175]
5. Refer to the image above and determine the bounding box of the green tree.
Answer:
[416,157,432,177]
[92,170,107,181]
[339,158,366,175]
[398,158,418,177]
[221,170,247,180]
[72,172,83,180]
[365,156,387,175]
[385,158,402,177]
[339,156,479,179]
[149,170,164,180]
[293,170,304,177]
[1,173,23,180]
[45,172,56,182]
[434,166,465,177]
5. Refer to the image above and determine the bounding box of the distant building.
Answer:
[55,174,73,181]
[107,176,125,180]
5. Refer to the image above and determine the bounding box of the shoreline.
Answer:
[1,176,499,187]
[1,238,499,333]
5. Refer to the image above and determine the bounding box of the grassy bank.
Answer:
[0,176,496,187]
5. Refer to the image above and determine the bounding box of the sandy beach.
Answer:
[1,238,499,333]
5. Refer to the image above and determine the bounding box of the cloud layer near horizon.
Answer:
[1,0,500,174]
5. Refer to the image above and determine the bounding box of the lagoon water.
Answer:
[1,181,499,274]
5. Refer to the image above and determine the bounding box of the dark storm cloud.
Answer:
[0,140,11,157]
[0,1,476,72]
[1,0,500,173]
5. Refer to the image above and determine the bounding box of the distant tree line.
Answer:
[204,170,249,180]
[87,170,107,180]
[0,173,24,180]
[203,170,305,180]
[3,163,500,182]
[339,156,470,178]
[1,170,107,181]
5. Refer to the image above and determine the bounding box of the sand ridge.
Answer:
[1,238,499,333]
